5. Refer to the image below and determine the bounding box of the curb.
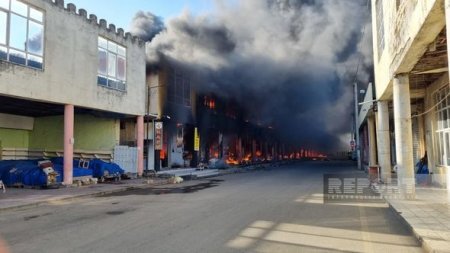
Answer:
[386,201,440,253]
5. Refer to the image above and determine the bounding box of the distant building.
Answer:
[147,59,281,169]
[0,0,147,183]
[370,0,450,192]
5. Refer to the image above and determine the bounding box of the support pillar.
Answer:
[445,0,450,195]
[252,139,257,161]
[393,74,415,198]
[368,116,377,166]
[376,101,392,182]
[237,137,242,162]
[446,0,450,79]
[136,115,144,176]
[63,104,74,185]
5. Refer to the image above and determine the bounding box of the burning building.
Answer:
[147,60,283,169]
[147,58,196,169]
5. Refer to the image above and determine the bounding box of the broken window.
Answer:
[0,0,44,69]
[97,37,127,91]
[167,67,191,107]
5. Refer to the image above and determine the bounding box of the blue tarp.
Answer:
[89,159,124,178]
[52,164,93,180]
[0,158,124,187]
[52,158,123,179]
[0,160,55,187]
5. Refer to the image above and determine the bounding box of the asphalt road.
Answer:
[0,161,423,253]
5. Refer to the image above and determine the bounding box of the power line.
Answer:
[412,91,450,118]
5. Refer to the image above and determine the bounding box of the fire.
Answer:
[160,149,166,159]
[242,154,252,162]
[226,157,239,165]
[204,96,216,110]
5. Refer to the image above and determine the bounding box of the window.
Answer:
[167,68,191,106]
[97,36,127,91]
[375,0,384,59]
[434,86,450,166]
[0,0,44,69]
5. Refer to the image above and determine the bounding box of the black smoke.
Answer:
[133,0,373,152]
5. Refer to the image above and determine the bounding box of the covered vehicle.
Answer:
[0,160,60,188]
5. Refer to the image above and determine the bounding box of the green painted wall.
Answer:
[29,115,119,151]
[74,115,119,150]
[29,116,64,150]
[0,128,30,148]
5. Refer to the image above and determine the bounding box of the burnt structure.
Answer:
[147,60,285,168]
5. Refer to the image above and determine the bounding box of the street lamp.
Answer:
[354,82,362,170]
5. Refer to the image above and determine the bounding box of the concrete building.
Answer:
[0,0,146,184]
[358,83,378,172]
[147,59,282,169]
[371,0,450,193]
[147,60,197,169]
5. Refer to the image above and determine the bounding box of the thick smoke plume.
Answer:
[129,11,165,42]
[133,0,373,152]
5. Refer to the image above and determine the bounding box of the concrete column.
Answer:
[252,140,257,161]
[393,74,415,198]
[237,137,242,162]
[368,116,377,166]
[446,0,450,77]
[376,101,392,182]
[136,116,144,176]
[264,142,269,160]
[63,104,74,185]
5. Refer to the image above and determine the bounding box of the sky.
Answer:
[68,0,216,31]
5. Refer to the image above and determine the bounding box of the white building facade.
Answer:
[0,0,147,183]
[371,0,450,193]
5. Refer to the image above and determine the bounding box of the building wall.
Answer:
[29,114,119,151]
[0,128,30,148]
[371,0,444,99]
[119,120,136,146]
[425,73,449,185]
[0,113,33,148]
[0,0,146,116]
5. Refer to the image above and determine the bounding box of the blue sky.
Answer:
[69,0,216,31]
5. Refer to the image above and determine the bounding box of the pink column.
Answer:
[136,115,144,176]
[64,104,74,185]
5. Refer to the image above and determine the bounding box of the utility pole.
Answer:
[354,82,362,170]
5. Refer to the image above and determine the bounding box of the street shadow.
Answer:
[97,179,224,197]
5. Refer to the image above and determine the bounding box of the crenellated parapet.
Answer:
[44,0,145,47]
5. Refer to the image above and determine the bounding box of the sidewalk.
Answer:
[0,178,169,212]
[0,164,274,212]
[385,187,450,253]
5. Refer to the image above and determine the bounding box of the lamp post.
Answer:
[354,82,362,170]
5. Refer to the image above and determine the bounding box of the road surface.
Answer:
[0,161,422,253]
